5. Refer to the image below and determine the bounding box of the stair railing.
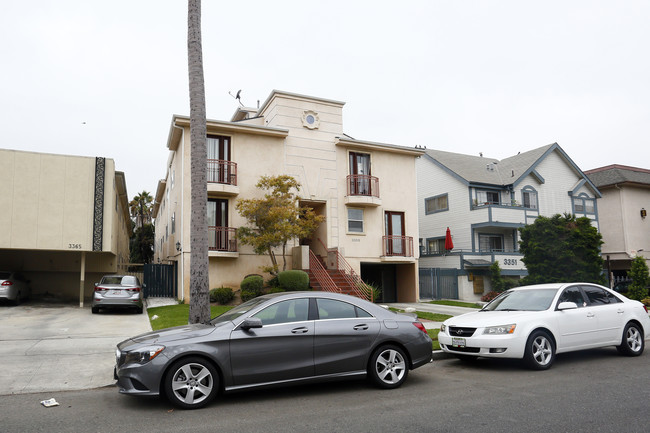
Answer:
[316,239,374,302]
[309,249,340,294]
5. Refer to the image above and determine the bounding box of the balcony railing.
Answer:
[207,159,237,185]
[208,226,237,252]
[347,174,379,198]
[382,236,414,257]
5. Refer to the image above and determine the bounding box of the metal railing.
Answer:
[207,159,237,185]
[208,226,237,252]
[308,249,340,294]
[317,238,373,301]
[346,174,379,198]
[382,235,414,257]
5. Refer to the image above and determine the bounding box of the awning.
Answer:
[463,259,493,268]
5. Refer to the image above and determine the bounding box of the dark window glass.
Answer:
[317,299,363,319]
[583,286,619,305]
[558,287,586,307]
[252,299,309,325]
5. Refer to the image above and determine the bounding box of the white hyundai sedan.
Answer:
[439,283,650,369]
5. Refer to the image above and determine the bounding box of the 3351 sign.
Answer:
[503,258,519,266]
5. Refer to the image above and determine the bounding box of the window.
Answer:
[479,234,503,252]
[316,299,372,319]
[427,238,446,254]
[348,208,364,233]
[558,287,586,307]
[582,286,621,305]
[252,299,309,325]
[349,152,372,195]
[425,194,449,214]
[522,189,538,209]
[573,195,595,215]
[171,212,175,234]
[477,190,500,205]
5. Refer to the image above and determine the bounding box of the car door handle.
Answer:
[617,309,624,314]
[291,327,309,334]
[586,312,595,318]
[353,324,369,331]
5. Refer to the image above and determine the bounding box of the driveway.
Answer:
[0,301,152,395]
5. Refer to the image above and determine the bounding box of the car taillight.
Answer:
[132,287,141,292]
[1,281,13,286]
[95,286,105,292]
[413,321,428,334]
[644,305,648,314]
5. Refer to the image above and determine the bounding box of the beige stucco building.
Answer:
[153,90,424,303]
[585,165,650,284]
[0,149,132,305]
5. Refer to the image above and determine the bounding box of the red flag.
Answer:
[445,227,454,250]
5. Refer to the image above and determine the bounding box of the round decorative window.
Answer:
[301,110,320,129]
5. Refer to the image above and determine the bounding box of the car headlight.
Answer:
[440,323,447,333]
[123,345,165,365]
[483,324,516,335]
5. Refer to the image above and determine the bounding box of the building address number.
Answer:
[503,258,519,266]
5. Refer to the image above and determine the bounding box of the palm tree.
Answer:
[187,0,210,324]
[129,191,153,229]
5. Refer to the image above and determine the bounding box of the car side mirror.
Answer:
[240,317,263,330]
[94,283,98,287]
[558,301,578,310]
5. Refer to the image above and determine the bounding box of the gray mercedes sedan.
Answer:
[115,291,432,409]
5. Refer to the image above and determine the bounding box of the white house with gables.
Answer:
[416,143,601,301]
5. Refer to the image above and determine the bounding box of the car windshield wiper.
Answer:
[495,308,520,311]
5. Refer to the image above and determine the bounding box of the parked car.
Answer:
[92,275,143,314]
[439,283,650,370]
[0,271,30,305]
[114,291,433,409]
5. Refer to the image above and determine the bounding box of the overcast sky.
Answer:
[2,1,649,199]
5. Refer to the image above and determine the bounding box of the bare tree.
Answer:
[187,0,210,324]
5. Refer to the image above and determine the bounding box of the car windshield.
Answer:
[210,296,270,325]
[482,288,558,312]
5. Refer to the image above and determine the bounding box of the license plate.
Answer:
[109,290,125,296]
[452,337,466,348]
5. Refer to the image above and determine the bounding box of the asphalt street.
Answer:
[2,347,649,433]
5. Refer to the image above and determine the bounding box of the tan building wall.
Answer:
[0,149,131,304]
[153,91,424,303]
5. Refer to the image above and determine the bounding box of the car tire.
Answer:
[616,322,644,356]
[13,292,21,306]
[368,345,409,389]
[164,357,219,410]
[135,307,143,314]
[91,307,99,314]
[523,330,555,370]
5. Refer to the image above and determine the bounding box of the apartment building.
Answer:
[0,149,131,305]
[417,143,600,301]
[153,90,424,302]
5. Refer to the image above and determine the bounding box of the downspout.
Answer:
[173,122,185,302]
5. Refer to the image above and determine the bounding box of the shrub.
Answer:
[481,291,500,303]
[241,275,264,292]
[267,275,280,288]
[268,287,285,294]
[240,289,260,303]
[278,270,310,291]
[209,287,235,305]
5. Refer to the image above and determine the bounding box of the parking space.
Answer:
[0,301,152,395]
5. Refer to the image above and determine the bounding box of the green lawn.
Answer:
[427,300,481,308]
[389,307,452,322]
[428,329,440,351]
[147,304,234,331]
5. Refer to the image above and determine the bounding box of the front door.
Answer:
[385,211,405,255]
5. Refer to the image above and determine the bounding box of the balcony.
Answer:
[207,159,239,196]
[345,174,381,207]
[381,235,415,262]
[208,226,238,258]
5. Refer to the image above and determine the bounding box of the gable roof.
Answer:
[585,164,650,188]
[424,143,601,196]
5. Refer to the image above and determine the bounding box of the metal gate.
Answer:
[419,268,459,300]
[143,263,177,298]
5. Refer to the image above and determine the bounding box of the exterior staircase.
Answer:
[307,249,373,301]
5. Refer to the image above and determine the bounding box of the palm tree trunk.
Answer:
[187,0,210,324]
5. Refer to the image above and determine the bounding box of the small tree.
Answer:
[627,256,650,301]
[236,175,325,275]
[130,223,154,264]
[519,213,605,285]
[489,261,505,292]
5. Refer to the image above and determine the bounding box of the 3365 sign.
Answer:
[68,243,83,249]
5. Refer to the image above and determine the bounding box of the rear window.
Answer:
[101,276,124,284]
[0,272,10,279]
[121,276,138,286]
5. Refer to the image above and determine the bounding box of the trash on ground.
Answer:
[41,398,59,407]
